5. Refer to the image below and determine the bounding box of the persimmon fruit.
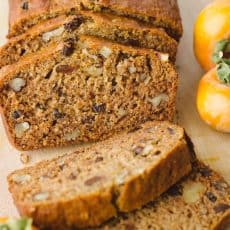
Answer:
[194,0,230,71]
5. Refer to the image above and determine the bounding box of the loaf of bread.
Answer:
[96,161,230,230]
[8,0,182,41]
[0,12,178,68]
[8,121,193,229]
[0,35,178,150]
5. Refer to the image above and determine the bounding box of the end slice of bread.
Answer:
[97,161,230,230]
[0,35,178,150]
[8,121,193,229]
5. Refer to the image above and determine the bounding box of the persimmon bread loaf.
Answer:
[0,35,178,151]
[8,0,182,41]
[0,12,178,68]
[96,161,230,230]
[8,121,193,229]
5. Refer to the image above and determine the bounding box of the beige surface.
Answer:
[0,0,229,217]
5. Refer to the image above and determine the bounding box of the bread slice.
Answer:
[8,0,182,41]
[81,0,183,41]
[0,12,178,68]
[96,161,230,230]
[0,35,178,150]
[8,121,193,229]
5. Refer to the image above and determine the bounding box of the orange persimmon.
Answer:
[197,67,230,133]
[194,0,230,71]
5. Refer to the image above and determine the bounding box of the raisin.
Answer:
[167,184,182,197]
[56,65,75,74]
[95,156,103,163]
[20,48,26,56]
[81,115,95,124]
[107,218,120,227]
[127,39,140,47]
[89,92,95,100]
[62,39,75,56]
[214,203,230,213]
[58,164,65,171]
[21,1,29,10]
[120,213,129,220]
[84,176,104,186]
[12,111,21,119]
[69,173,77,180]
[53,109,64,119]
[128,126,142,133]
[206,192,217,202]
[167,127,175,135]
[112,78,117,86]
[92,104,106,113]
[45,70,53,79]
[124,223,136,230]
[64,16,84,32]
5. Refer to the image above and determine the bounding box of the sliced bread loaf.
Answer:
[0,12,177,68]
[8,0,182,41]
[8,121,193,229]
[0,35,178,150]
[96,161,230,230]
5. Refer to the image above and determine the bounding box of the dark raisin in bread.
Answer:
[8,121,193,229]
[0,35,178,150]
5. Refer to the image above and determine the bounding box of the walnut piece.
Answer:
[99,47,112,58]
[15,122,30,138]
[12,174,31,184]
[147,94,169,107]
[42,26,64,42]
[33,192,49,201]
[64,129,80,141]
[182,182,206,203]
[159,53,169,62]
[9,78,26,92]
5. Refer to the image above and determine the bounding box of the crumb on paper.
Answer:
[20,153,30,164]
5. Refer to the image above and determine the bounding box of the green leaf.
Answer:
[217,62,230,84]
[0,218,32,230]
[212,39,230,64]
